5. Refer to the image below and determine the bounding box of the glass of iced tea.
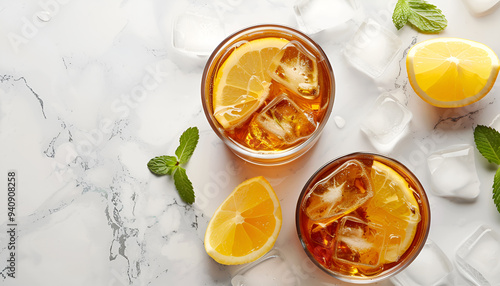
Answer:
[296,153,430,283]
[201,24,335,165]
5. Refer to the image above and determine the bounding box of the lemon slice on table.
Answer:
[364,161,421,264]
[204,176,282,265]
[407,37,500,108]
[213,38,289,129]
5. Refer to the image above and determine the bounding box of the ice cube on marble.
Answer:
[489,114,500,131]
[334,216,385,268]
[456,225,500,285]
[231,249,298,286]
[461,0,500,16]
[360,92,413,153]
[427,144,480,200]
[268,41,320,99]
[390,240,454,286]
[343,19,402,78]
[302,159,373,221]
[246,94,317,150]
[172,10,225,56]
[293,0,360,34]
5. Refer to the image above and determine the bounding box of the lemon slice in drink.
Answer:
[407,37,500,108]
[365,161,421,264]
[204,176,282,265]
[213,38,289,129]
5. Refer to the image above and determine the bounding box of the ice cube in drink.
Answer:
[302,159,373,221]
[246,94,317,150]
[335,216,386,269]
[310,219,339,248]
[268,41,320,99]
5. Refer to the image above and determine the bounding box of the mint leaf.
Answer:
[175,127,199,164]
[148,156,178,175]
[147,126,199,204]
[173,167,195,204]
[393,0,410,30]
[494,168,500,213]
[392,0,447,33]
[407,0,447,33]
[474,125,500,165]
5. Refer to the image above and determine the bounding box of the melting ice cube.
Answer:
[390,240,454,286]
[456,225,500,285]
[461,0,500,16]
[343,19,402,78]
[360,92,413,153]
[489,114,500,131]
[268,41,320,99]
[246,94,317,150]
[231,249,298,286]
[172,9,225,56]
[293,0,360,34]
[427,144,480,200]
[302,159,373,221]
[334,216,385,268]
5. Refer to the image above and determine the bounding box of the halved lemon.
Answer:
[364,161,421,264]
[204,176,282,265]
[407,37,500,108]
[213,38,289,129]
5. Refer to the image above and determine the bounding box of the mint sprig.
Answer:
[148,127,199,204]
[392,0,447,33]
[474,125,500,214]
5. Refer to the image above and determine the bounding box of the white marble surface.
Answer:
[1,0,500,285]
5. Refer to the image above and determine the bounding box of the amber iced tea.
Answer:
[202,25,335,165]
[296,153,430,282]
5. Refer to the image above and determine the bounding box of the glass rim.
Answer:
[201,24,336,165]
[295,152,431,283]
